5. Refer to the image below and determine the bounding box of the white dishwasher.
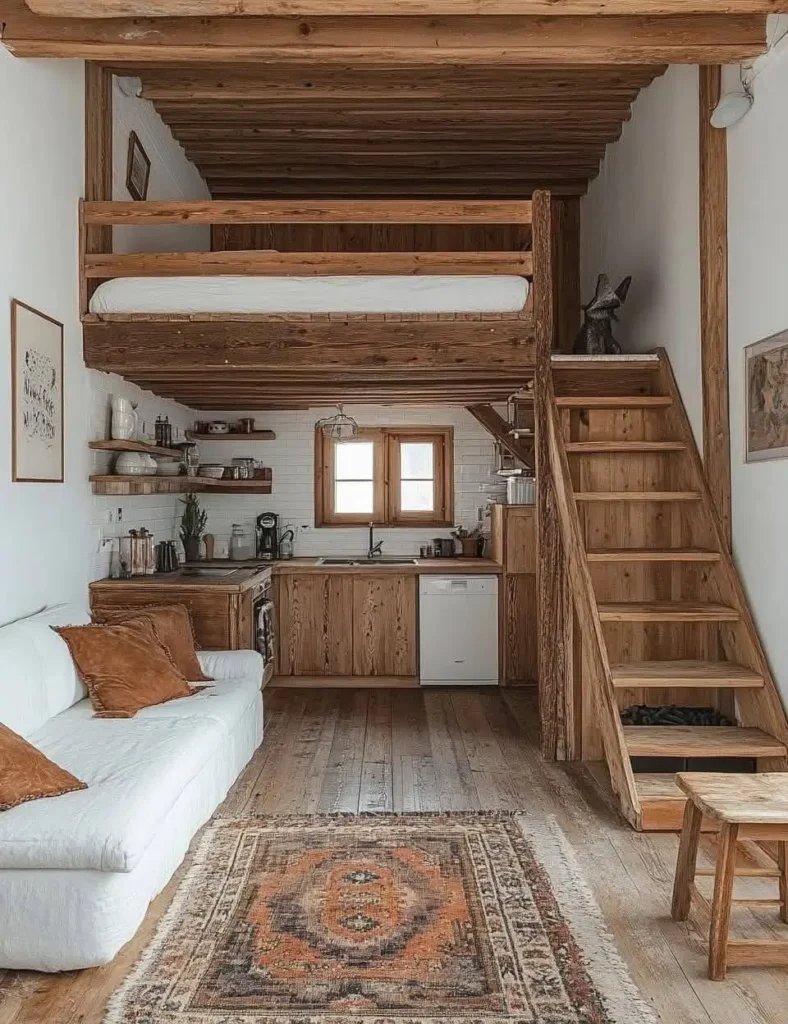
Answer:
[419,576,499,686]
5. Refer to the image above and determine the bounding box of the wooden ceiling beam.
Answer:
[205,181,588,196]
[25,1,788,17]
[1,7,767,64]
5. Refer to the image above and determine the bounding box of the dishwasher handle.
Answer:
[419,575,498,596]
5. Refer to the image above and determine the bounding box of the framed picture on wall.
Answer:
[746,328,788,462]
[126,130,151,201]
[11,300,64,483]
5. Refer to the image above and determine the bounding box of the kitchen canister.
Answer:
[507,475,536,505]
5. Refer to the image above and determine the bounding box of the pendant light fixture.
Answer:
[318,405,359,441]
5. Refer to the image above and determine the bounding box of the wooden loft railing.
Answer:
[79,197,534,314]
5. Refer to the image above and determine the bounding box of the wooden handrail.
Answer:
[80,199,534,226]
[544,381,641,827]
[83,249,534,278]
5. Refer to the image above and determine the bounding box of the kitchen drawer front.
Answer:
[90,590,233,650]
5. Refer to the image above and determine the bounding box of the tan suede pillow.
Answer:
[56,619,199,719]
[0,722,87,811]
[91,604,212,682]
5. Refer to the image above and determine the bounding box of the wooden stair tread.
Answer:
[555,395,672,408]
[586,548,720,562]
[575,491,701,502]
[565,440,685,453]
[624,726,787,758]
[611,660,764,688]
[635,774,724,832]
[598,602,739,622]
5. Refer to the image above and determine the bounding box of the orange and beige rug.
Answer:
[106,813,658,1023]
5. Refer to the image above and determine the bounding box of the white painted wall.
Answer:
[0,53,198,624]
[727,37,788,702]
[194,406,507,558]
[112,76,210,254]
[581,66,703,443]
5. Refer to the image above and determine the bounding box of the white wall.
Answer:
[112,76,210,254]
[581,66,703,443]
[0,52,199,624]
[727,37,788,702]
[194,406,507,558]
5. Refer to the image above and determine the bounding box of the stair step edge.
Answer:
[575,491,701,501]
[623,726,787,758]
[598,602,739,622]
[611,660,764,688]
[555,396,672,408]
[587,549,720,562]
[565,441,686,452]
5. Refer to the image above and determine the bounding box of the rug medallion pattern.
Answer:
[107,814,657,1024]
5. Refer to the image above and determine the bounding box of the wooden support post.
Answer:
[699,65,731,547]
[83,63,113,315]
[534,190,573,761]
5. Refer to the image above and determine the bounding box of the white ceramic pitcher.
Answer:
[111,397,139,440]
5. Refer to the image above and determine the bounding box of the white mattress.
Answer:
[89,274,529,315]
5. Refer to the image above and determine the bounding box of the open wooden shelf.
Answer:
[89,438,184,459]
[187,431,276,441]
[90,474,272,496]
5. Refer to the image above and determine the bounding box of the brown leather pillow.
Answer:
[0,722,87,811]
[56,619,199,719]
[91,604,212,682]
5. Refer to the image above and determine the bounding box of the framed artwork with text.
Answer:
[11,300,64,483]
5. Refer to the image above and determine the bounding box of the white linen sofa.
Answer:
[0,603,264,972]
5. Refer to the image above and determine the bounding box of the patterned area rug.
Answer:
[106,813,658,1024]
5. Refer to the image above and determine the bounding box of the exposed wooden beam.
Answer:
[82,318,536,373]
[82,63,112,315]
[699,65,731,547]
[1,7,767,64]
[26,1,788,16]
[467,404,535,470]
[84,249,534,277]
[204,182,588,196]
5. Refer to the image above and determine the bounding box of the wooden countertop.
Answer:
[271,557,502,575]
[90,566,270,593]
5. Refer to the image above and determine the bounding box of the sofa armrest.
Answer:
[197,649,264,684]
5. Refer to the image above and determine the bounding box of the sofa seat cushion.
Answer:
[0,676,260,872]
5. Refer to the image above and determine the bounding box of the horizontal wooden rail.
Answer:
[83,250,534,278]
[80,199,533,226]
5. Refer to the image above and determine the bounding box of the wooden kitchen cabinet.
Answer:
[490,503,536,573]
[490,504,537,685]
[351,575,417,677]
[277,573,354,676]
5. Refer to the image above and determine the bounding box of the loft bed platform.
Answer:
[81,195,553,405]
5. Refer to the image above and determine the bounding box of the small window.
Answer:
[316,426,453,527]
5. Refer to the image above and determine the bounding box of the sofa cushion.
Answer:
[92,604,212,682]
[0,675,260,872]
[0,722,87,811]
[0,605,89,737]
[56,620,198,718]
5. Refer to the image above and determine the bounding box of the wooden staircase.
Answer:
[545,350,788,831]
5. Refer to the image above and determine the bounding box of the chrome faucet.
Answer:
[368,522,383,559]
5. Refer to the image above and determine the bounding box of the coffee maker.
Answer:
[256,512,280,560]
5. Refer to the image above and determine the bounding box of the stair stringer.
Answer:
[545,378,642,828]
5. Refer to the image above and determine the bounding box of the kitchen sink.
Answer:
[181,567,240,577]
[318,558,418,566]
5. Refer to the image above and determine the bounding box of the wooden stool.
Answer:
[670,772,788,980]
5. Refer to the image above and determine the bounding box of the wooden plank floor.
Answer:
[2,687,787,1024]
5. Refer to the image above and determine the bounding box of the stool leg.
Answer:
[671,800,703,921]
[779,842,787,925]
[709,822,739,981]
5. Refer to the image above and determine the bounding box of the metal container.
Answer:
[507,475,536,505]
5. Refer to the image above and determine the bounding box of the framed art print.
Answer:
[11,300,64,483]
[746,328,788,463]
[126,130,151,201]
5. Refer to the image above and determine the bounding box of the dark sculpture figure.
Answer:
[573,274,632,355]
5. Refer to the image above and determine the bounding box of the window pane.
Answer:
[400,442,433,479]
[335,480,374,514]
[401,479,434,512]
[335,440,374,481]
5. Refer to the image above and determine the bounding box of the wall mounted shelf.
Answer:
[187,431,276,441]
[89,438,184,459]
[90,473,273,496]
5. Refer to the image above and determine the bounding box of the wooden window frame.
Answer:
[315,425,454,528]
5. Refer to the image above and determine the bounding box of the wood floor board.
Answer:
[2,687,786,1024]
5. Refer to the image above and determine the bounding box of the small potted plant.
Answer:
[180,492,208,563]
[452,525,483,558]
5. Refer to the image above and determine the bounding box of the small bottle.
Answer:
[162,416,172,447]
